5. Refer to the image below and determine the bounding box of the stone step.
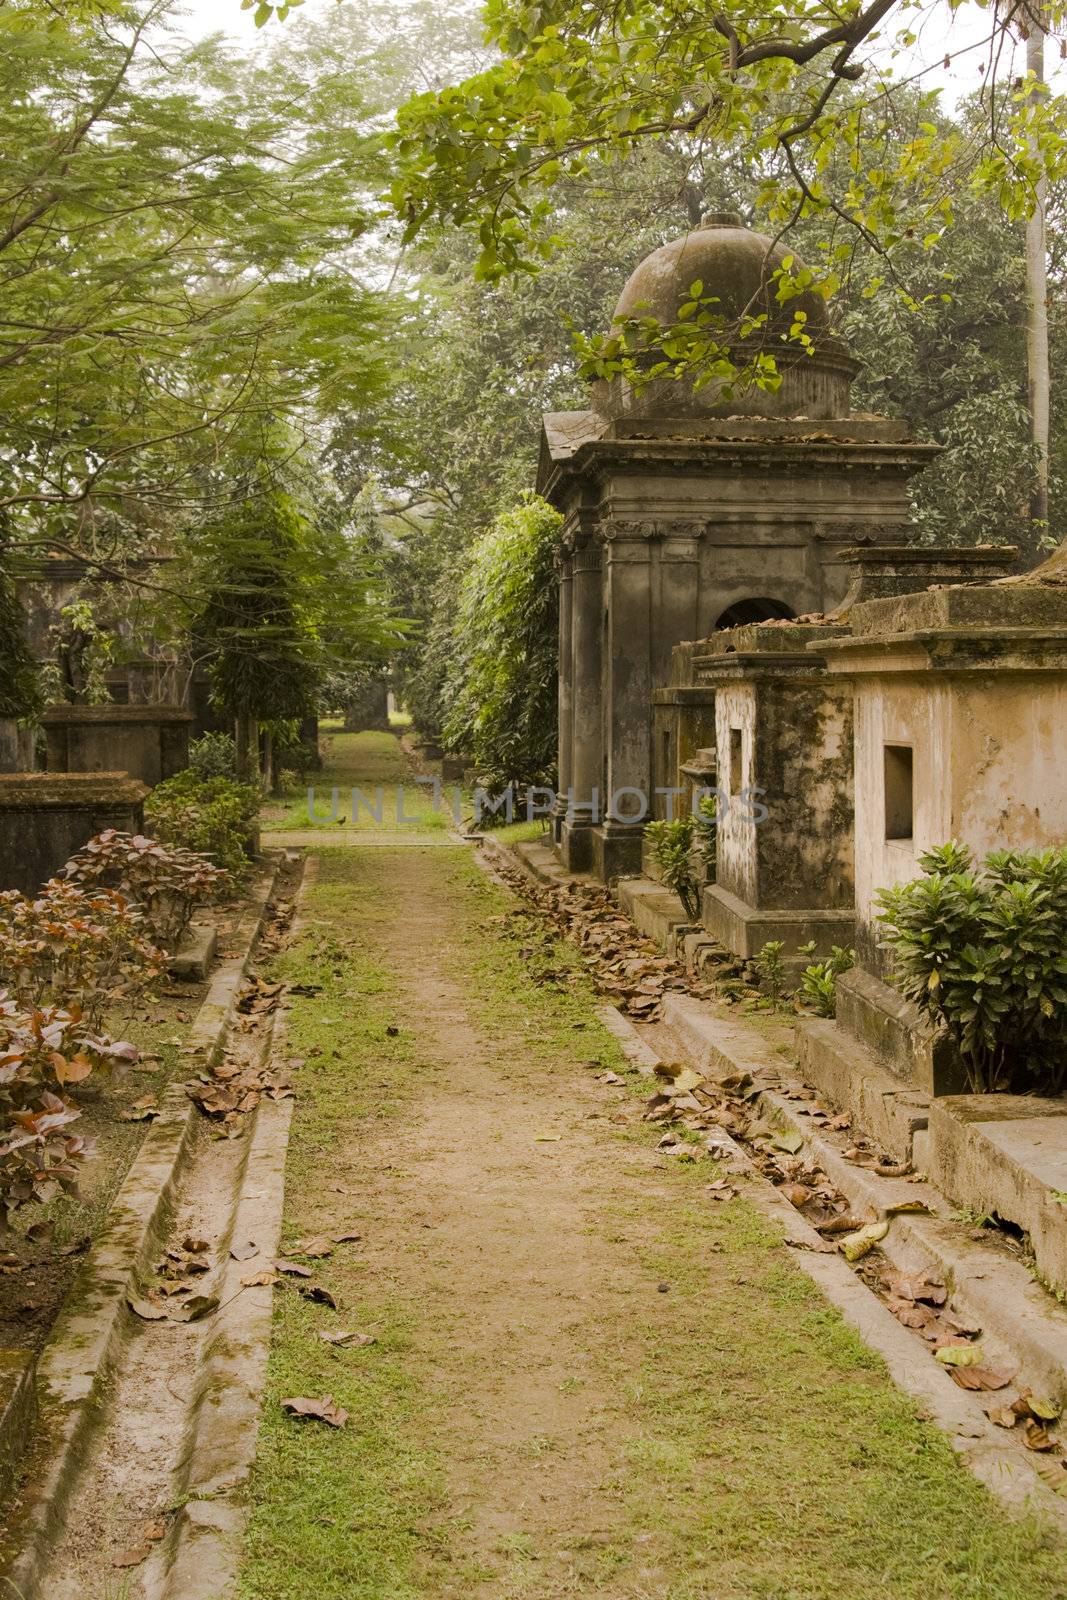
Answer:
[927,1096,1067,1298]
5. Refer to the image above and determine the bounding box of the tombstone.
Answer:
[0,773,147,895]
[540,213,937,880]
[810,576,1067,1092]
[697,620,856,961]
[41,703,192,788]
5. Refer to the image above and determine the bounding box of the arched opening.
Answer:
[714,597,796,629]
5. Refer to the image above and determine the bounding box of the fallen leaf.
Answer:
[171,1294,219,1323]
[112,1545,152,1569]
[1029,1395,1062,1422]
[949,1365,1014,1392]
[770,1130,804,1155]
[332,1232,362,1244]
[241,1270,278,1287]
[127,1294,166,1322]
[299,1284,338,1308]
[291,1237,334,1259]
[230,1241,258,1262]
[778,1183,812,1208]
[274,1258,313,1277]
[884,1200,935,1216]
[840,1220,890,1261]
[534,1133,562,1142]
[935,1343,986,1369]
[144,1520,167,1542]
[1024,1419,1058,1451]
[987,1403,1020,1428]
[885,1270,947,1306]
[318,1329,376,1347]
[281,1394,348,1427]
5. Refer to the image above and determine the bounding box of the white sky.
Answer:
[174,0,1060,100]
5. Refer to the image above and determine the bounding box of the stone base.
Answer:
[835,967,966,1095]
[0,772,147,895]
[589,822,645,883]
[701,883,854,964]
[926,1094,1067,1295]
[558,818,594,872]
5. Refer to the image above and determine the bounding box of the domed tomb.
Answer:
[591,213,858,422]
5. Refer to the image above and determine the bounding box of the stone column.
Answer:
[595,523,654,879]
[560,535,602,870]
[553,549,574,841]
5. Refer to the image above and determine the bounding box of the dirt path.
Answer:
[237,736,1067,1600]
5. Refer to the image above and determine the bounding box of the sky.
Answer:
[174,0,1061,100]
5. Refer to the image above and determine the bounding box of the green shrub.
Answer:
[754,939,787,1006]
[0,995,137,1224]
[797,944,855,1017]
[63,829,229,950]
[0,881,163,1026]
[645,816,700,919]
[146,773,259,879]
[188,731,239,781]
[876,842,1067,1094]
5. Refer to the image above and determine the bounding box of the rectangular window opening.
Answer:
[884,744,914,840]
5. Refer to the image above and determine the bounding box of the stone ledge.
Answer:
[835,966,964,1095]
[167,921,218,982]
[616,876,694,955]
[794,1016,930,1164]
[0,772,148,809]
[927,1096,1067,1296]
[40,704,193,726]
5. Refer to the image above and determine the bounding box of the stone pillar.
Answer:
[559,536,602,870]
[553,550,574,842]
[593,525,653,879]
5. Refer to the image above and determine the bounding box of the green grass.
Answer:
[262,729,453,833]
[239,832,1067,1600]
[483,817,552,847]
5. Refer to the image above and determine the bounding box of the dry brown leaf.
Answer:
[987,1403,1020,1429]
[291,1237,334,1259]
[281,1394,348,1427]
[230,1240,258,1262]
[949,1365,1014,1392]
[274,1258,314,1277]
[1023,1419,1058,1451]
[127,1294,166,1322]
[112,1545,152,1569]
[777,1183,812,1208]
[318,1329,376,1347]
[299,1284,338,1308]
[241,1270,278,1287]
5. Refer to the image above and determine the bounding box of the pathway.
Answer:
[237,734,1066,1600]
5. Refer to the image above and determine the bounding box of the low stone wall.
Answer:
[42,704,192,788]
[0,773,147,894]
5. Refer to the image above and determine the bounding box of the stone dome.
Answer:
[594,212,857,422]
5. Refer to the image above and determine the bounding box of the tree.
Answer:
[439,495,562,792]
[193,464,405,778]
[0,0,392,554]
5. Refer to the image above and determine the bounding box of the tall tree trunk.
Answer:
[234,711,260,783]
[1026,14,1050,530]
[262,725,275,794]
